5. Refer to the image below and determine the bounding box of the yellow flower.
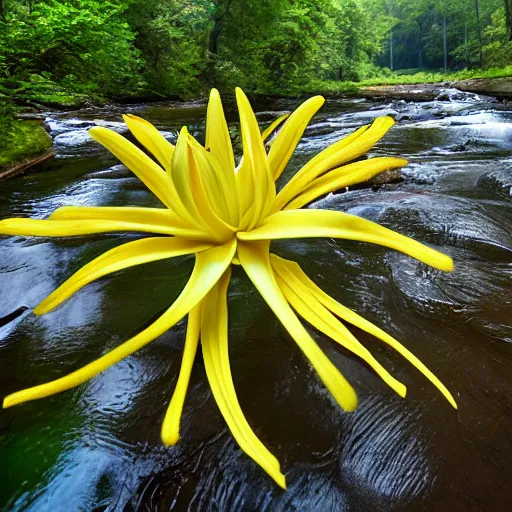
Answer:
[0,88,456,488]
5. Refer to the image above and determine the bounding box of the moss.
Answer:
[0,119,52,169]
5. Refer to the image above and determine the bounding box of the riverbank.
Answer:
[304,66,512,97]
[1,72,511,176]
[357,77,512,101]
[0,119,53,180]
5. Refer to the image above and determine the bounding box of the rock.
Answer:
[368,168,403,186]
[452,77,512,100]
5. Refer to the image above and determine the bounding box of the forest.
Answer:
[0,0,512,107]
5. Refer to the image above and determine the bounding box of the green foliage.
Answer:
[0,0,511,108]
[482,8,512,67]
[124,0,210,98]
[0,0,144,104]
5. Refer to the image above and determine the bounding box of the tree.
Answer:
[504,0,512,40]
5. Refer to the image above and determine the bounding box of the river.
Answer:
[0,92,511,511]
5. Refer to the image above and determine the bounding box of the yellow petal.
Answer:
[235,88,275,229]
[170,129,234,240]
[123,114,175,174]
[237,239,358,412]
[272,258,406,398]
[201,269,286,488]
[237,209,454,272]
[35,237,213,315]
[161,303,201,445]
[171,126,206,227]
[206,88,235,176]
[285,157,408,210]
[0,217,189,238]
[3,240,236,409]
[187,136,239,228]
[275,117,395,211]
[268,96,324,180]
[49,206,209,239]
[274,255,458,409]
[261,113,290,143]
[89,126,177,210]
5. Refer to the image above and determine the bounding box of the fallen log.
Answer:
[0,149,55,181]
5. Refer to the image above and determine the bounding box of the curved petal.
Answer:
[0,217,185,238]
[285,157,408,210]
[49,206,208,239]
[206,88,235,176]
[275,117,395,211]
[188,136,239,228]
[268,96,324,180]
[35,237,213,315]
[237,209,454,272]
[3,240,236,409]
[235,88,275,229]
[89,126,178,211]
[271,258,406,398]
[237,240,358,413]
[161,303,201,445]
[273,255,457,409]
[201,269,286,488]
[171,126,209,230]
[123,114,175,174]
[261,113,290,143]
[172,128,235,240]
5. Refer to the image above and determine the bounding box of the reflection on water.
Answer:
[1,93,511,511]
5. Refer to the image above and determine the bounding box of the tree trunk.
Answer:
[474,0,483,67]
[209,0,232,55]
[418,22,423,68]
[505,0,512,42]
[443,15,447,72]
[390,32,394,71]
[209,21,221,54]
[464,22,469,68]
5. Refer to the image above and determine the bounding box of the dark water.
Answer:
[1,92,511,511]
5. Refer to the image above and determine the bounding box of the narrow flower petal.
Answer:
[237,209,454,272]
[237,240,358,413]
[201,269,286,488]
[172,129,235,241]
[89,126,177,210]
[268,96,324,180]
[261,113,289,143]
[274,255,458,409]
[35,237,213,315]
[123,114,175,174]
[171,126,208,228]
[161,304,201,445]
[3,240,236,409]
[275,117,395,211]
[49,206,208,239]
[188,136,239,227]
[272,258,406,398]
[206,88,235,176]
[0,217,192,238]
[235,88,275,229]
[285,157,408,210]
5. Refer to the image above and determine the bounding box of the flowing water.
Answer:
[0,92,511,511]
